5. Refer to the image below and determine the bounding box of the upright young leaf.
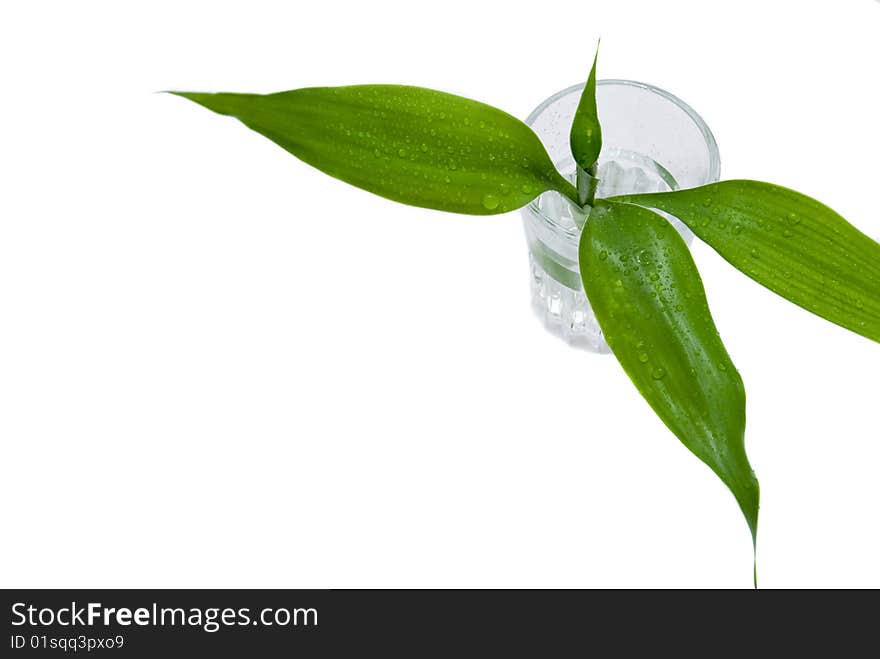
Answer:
[570,45,602,206]
[172,86,578,215]
[580,200,759,554]
[614,181,880,343]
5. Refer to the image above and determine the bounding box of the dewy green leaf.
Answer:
[580,200,760,555]
[613,181,880,344]
[171,86,578,214]
[570,45,602,206]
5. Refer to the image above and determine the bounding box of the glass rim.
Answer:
[524,79,721,238]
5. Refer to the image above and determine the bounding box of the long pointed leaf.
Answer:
[613,181,880,343]
[570,46,602,174]
[570,46,602,206]
[580,200,759,551]
[171,86,578,215]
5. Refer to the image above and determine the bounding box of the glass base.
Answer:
[528,253,610,352]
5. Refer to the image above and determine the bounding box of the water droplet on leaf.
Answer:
[481,194,500,210]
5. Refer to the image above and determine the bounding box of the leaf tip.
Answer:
[163,91,241,118]
[736,473,760,587]
[163,90,203,102]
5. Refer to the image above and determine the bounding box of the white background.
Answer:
[2,0,878,588]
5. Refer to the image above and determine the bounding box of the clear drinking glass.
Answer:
[521,80,721,351]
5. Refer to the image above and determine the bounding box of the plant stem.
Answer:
[576,164,599,209]
[586,164,599,205]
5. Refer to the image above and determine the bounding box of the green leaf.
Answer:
[171,86,578,215]
[570,45,602,206]
[613,181,880,344]
[580,200,759,556]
